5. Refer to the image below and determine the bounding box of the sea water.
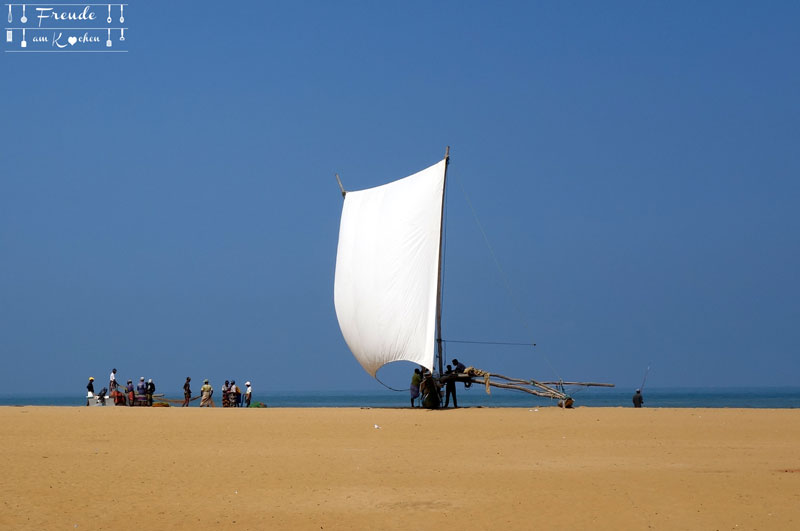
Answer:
[1,387,798,408]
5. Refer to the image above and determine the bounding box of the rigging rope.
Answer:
[454,170,563,383]
[375,375,407,393]
[445,339,536,346]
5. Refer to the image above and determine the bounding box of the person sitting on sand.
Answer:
[97,387,107,406]
[633,389,644,408]
[200,379,214,407]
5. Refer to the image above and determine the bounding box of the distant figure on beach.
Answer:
[410,368,422,407]
[452,358,471,388]
[222,380,231,407]
[231,380,241,407]
[200,379,214,407]
[97,387,107,406]
[146,378,156,406]
[136,377,147,406]
[126,380,134,407]
[244,381,252,407]
[86,377,95,406]
[109,368,117,391]
[183,377,192,407]
[633,389,644,408]
[443,364,458,408]
[419,371,441,409]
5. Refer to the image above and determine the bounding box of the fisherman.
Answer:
[244,381,252,407]
[409,368,422,407]
[221,380,230,407]
[452,358,471,388]
[126,379,134,407]
[146,378,156,406]
[136,377,147,406]
[230,380,241,407]
[443,364,458,408]
[419,371,441,409]
[200,379,214,407]
[109,368,118,391]
[86,377,95,406]
[182,377,192,407]
[97,387,107,406]
[633,389,644,408]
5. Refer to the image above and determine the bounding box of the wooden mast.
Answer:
[434,146,450,376]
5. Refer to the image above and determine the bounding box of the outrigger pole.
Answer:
[434,146,450,376]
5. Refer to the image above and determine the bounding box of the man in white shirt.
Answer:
[245,382,252,407]
[109,368,117,391]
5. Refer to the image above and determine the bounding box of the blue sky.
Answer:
[1,1,798,395]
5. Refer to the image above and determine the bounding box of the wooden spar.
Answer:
[433,146,450,377]
[335,173,346,198]
[538,381,616,387]
[462,378,567,399]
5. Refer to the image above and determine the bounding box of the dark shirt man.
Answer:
[86,377,95,406]
[146,379,156,406]
[443,364,458,408]
[633,389,644,408]
[183,377,192,407]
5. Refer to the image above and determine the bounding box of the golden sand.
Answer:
[1,406,798,530]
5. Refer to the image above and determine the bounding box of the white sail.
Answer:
[334,159,447,377]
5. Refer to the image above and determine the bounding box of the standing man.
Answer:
[633,389,644,408]
[126,380,134,407]
[443,364,458,408]
[200,379,214,407]
[244,381,252,407]
[86,377,95,406]
[136,377,147,406]
[182,377,192,407]
[230,380,241,407]
[146,378,156,406]
[409,368,422,407]
[109,368,118,392]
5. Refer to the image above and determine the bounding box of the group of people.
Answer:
[409,358,467,409]
[86,369,157,406]
[187,377,252,408]
[85,369,253,408]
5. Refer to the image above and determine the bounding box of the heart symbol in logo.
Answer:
[68,36,77,46]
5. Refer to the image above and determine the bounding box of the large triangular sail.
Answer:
[334,159,447,377]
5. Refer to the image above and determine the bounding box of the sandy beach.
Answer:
[1,406,798,530]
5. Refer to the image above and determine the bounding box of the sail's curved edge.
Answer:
[334,159,447,377]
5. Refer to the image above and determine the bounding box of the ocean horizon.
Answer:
[1,387,798,408]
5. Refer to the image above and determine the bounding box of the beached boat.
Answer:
[333,148,613,406]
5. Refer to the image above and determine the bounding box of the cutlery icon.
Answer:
[21,4,27,23]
